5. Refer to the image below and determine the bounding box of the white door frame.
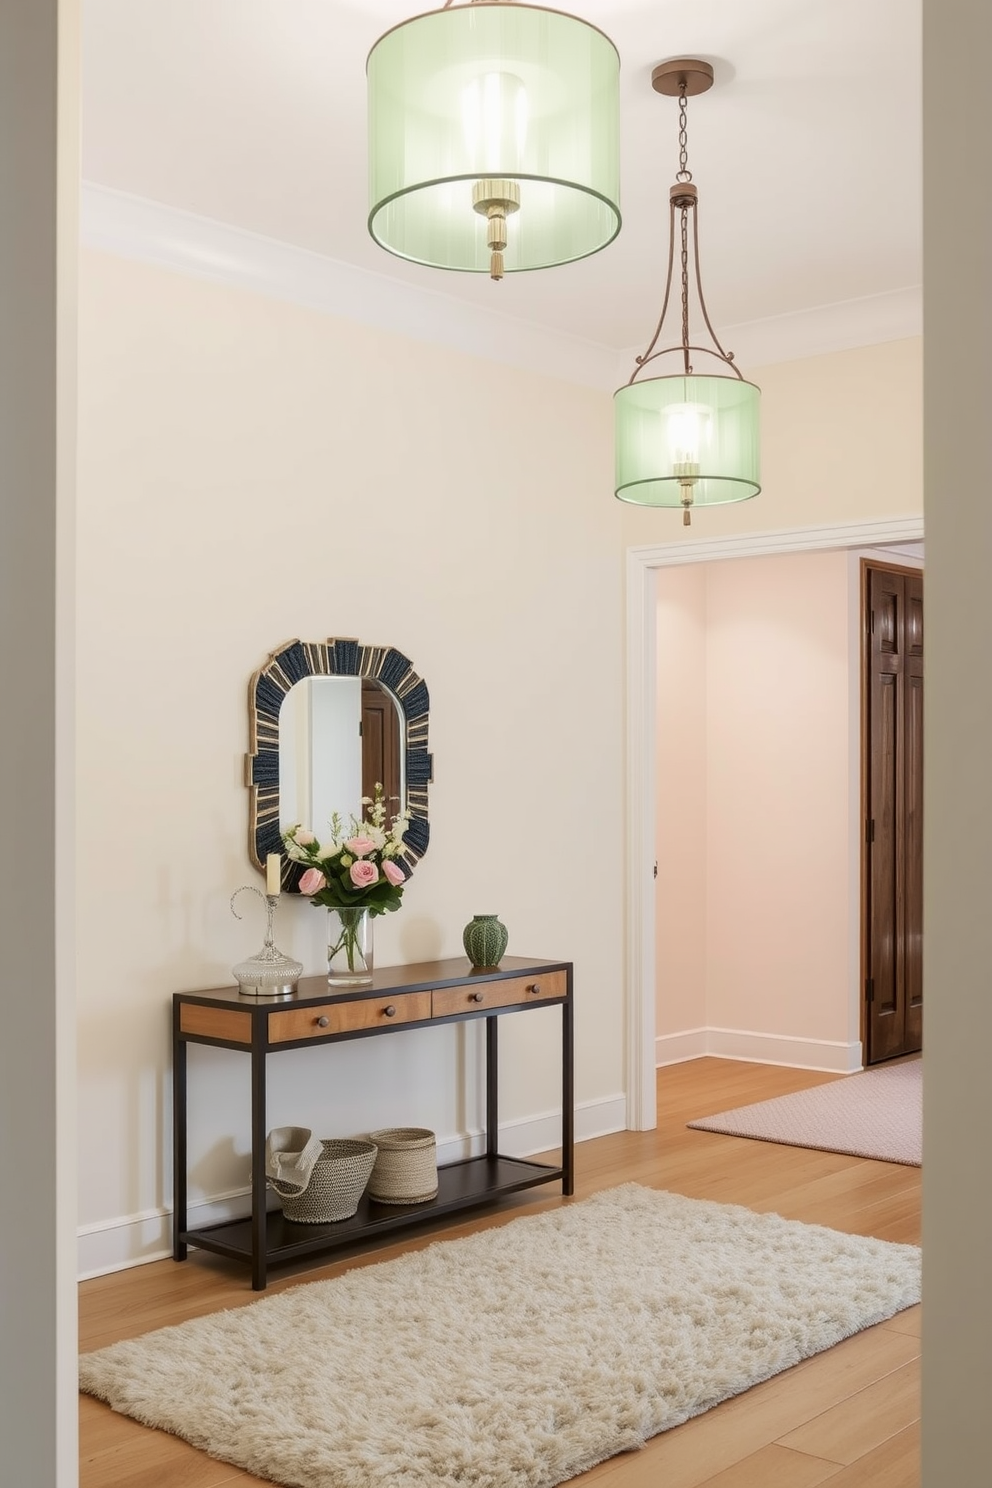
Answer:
[624,514,926,1130]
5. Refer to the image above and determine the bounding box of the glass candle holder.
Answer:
[231,885,303,998]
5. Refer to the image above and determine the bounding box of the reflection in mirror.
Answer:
[246,638,431,885]
[278,676,405,836]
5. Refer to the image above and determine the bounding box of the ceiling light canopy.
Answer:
[614,60,760,524]
[367,1,621,281]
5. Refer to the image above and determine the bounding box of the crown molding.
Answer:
[79,183,618,390]
[700,287,922,372]
[81,183,922,388]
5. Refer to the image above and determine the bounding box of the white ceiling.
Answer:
[80,0,922,369]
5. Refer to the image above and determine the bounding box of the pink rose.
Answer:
[298,867,327,895]
[345,836,377,858]
[382,860,406,887]
[349,860,379,889]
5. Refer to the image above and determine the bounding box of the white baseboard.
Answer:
[654,1029,710,1065]
[656,1027,863,1074]
[76,1093,627,1280]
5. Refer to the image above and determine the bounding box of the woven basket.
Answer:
[367,1127,438,1205]
[271,1138,377,1224]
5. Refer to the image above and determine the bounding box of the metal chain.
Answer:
[676,82,692,183]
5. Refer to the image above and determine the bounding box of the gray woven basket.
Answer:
[367,1127,438,1204]
[271,1137,377,1223]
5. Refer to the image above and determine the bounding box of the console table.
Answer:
[173,955,573,1289]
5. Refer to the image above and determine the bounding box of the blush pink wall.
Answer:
[656,550,854,1066]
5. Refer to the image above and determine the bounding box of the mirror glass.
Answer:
[278,676,405,838]
[246,637,432,883]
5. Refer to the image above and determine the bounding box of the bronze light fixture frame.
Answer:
[616,58,761,524]
[631,61,743,391]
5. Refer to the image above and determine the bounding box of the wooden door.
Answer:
[863,562,923,1063]
[361,680,402,815]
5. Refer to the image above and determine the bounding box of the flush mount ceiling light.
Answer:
[614,60,760,524]
[367,1,621,281]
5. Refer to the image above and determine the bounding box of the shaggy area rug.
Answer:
[688,1061,922,1166]
[79,1184,920,1488]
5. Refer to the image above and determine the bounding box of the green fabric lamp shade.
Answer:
[367,3,620,275]
[614,374,761,509]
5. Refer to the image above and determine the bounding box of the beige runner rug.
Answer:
[688,1060,922,1165]
[79,1182,920,1488]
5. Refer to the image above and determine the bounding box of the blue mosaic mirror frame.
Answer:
[245,637,432,886]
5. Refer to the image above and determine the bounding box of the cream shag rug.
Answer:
[688,1061,922,1166]
[79,1184,920,1488]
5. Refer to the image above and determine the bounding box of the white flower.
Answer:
[283,833,313,863]
[294,827,316,846]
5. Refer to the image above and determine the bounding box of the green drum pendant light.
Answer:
[615,60,760,524]
[367,0,621,280]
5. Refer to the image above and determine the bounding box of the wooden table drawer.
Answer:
[268,991,432,1044]
[431,970,566,1018]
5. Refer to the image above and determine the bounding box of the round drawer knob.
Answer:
[316,1016,330,1028]
[528,983,541,995]
[383,1005,397,1018]
[471,991,485,1003]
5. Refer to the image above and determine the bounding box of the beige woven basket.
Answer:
[367,1127,438,1204]
[272,1137,377,1224]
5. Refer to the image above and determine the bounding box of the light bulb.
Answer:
[664,400,713,525]
[665,402,712,469]
[461,72,528,174]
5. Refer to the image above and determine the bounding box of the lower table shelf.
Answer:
[183,1153,564,1271]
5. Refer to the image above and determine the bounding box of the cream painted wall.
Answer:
[75,248,626,1272]
[75,247,925,1272]
[655,553,854,1067]
[621,336,923,549]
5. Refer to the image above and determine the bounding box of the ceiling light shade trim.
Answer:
[614,59,760,523]
[367,3,621,279]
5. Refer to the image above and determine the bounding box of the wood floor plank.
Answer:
[694,1443,842,1487]
[881,1304,921,1337]
[776,1359,920,1465]
[809,1424,920,1487]
[79,1058,922,1488]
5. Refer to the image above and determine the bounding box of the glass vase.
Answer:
[327,905,374,986]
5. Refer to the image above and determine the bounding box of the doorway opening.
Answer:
[624,517,924,1131]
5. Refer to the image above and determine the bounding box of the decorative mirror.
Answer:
[245,638,432,886]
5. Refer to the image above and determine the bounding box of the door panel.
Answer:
[864,563,923,1063]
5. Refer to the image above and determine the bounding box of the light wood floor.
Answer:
[79,1057,921,1487]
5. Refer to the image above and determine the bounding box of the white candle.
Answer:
[265,853,281,896]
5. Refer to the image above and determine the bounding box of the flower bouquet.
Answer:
[282,784,410,984]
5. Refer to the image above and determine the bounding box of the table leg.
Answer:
[485,1015,499,1158]
[172,1025,188,1261]
[562,988,575,1196]
[250,1038,268,1290]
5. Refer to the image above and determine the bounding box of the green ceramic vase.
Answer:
[462,914,508,971]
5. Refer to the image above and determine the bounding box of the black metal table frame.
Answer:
[173,959,574,1289]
